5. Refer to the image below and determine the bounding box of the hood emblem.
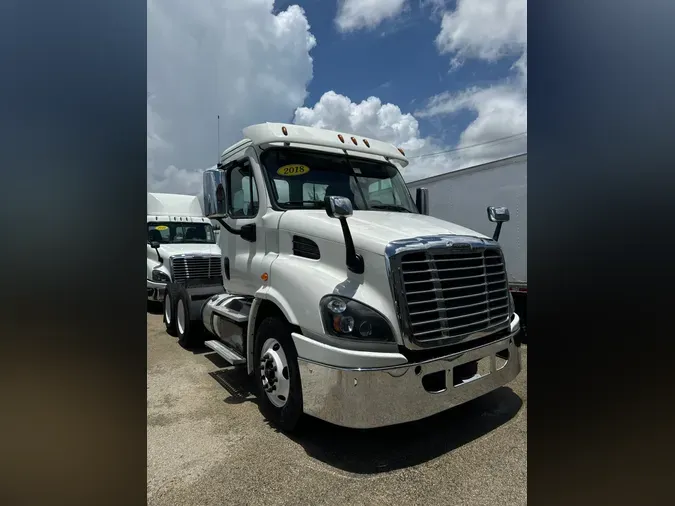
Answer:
[447,241,472,250]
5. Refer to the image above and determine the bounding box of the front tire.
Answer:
[254,316,303,432]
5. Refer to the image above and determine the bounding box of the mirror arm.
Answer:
[493,222,503,241]
[339,217,364,274]
[214,218,256,243]
[149,243,163,264]
[215,217,240,236]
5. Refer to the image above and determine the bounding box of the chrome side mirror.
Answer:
[487,206,510,223]
[487,206,510,241]
[203,167,227,218]
[325,196,353,219]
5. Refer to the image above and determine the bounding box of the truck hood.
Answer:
[155,243,221,259]
[278,210,489,255]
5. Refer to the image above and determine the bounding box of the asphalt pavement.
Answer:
[147,308,527,506]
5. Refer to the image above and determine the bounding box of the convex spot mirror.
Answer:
[325,196,353,219]
[487,206,510,223]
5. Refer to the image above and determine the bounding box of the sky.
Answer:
[147,0,527,194]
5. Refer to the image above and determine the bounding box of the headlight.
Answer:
[152,269,171,283]
[320,295,394,342]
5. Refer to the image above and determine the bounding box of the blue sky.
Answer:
[147,0,527,193]
[281,0,519,144]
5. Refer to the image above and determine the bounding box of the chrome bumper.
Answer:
[297,325,521,429]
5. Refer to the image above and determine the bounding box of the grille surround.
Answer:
[170,254,223,287]
[386,235,512,350]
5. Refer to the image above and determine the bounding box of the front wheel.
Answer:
[254,317,303,432]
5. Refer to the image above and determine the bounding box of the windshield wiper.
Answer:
[285,200,326,208]
[370,204,412,213]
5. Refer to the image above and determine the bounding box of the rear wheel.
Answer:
[254,316,303,432]
[163,284,179,336]
[175,285,204,349]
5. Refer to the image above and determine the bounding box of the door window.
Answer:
[228,163,259,218]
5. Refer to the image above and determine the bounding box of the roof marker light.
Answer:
[350,137,358,145]
[398,147,405,156]
[338,134,345,143]
[281,126,288,136]
[363,139,370,147]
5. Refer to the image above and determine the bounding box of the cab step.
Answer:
[204,340,246,366]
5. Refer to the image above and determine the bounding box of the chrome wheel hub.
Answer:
[259,338,290,408]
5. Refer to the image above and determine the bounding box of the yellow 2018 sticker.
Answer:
[277,164,310,177]
[155,225,168,231]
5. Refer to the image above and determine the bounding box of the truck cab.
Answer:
[147,193,222,308]
[163,123,521,432]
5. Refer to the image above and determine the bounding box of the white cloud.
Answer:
[294,91,426,151]
[435,0,526,68]
[408,0,527,178]
[147,0,316,194]
[416,83,526,170]
[335,0,409,32]
[293,91,462,180]
[291,85,526,182]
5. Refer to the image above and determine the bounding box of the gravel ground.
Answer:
[147,308,527,506]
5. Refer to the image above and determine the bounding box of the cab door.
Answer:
[221,157,262,296]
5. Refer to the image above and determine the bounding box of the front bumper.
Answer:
[296,314,522,429]
[147,280,167,301]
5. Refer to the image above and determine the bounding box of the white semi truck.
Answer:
[162,123,522,431]
[147,192,222,304]
[406,154,527,336]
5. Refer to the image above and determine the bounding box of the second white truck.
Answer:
[147,192,222,305]
[162,123,522,432]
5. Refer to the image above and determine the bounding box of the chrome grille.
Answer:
[170,255,222,285]
[389,239,510,348]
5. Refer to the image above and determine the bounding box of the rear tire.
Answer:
[176,285,204,349]
[254,316,303,432]
[163,284,180,336]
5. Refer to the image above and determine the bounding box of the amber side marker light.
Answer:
[282,126,288,136]
[261,273,269,281]
[351,137,358,145]
[363,139,370,147]
[398,147,405,156]
[338,134,345,143]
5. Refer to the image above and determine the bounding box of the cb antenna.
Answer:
[217,114,221,166]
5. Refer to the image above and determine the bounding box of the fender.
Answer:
[246,298,262,375]
[245,287,300,375]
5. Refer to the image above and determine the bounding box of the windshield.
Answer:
[147,222,216,244]
[260,148,417,212]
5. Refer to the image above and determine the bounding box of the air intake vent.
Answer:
[292,236,320,260]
